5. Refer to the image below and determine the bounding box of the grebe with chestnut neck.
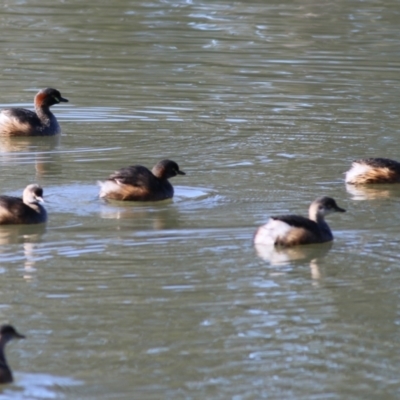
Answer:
[98,159,186,201]
[0,88,68,136]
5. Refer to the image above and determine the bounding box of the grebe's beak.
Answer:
[59,96,68,103]
[334,205,346,213]
[14,330,26,339]
[177,170,186,175]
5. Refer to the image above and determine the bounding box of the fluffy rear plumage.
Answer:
[345,158,400,184]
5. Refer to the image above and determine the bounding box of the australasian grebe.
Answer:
[0,88,68,136]
[345,157,400,184]
[254,197,346,247]
[0,325,25,384]
[98,159,186,201]
[0,184,47,224]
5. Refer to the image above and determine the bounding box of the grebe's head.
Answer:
[23,184,44,205]
[0,325,25,343]
[35,88,68,108]
[152,159,186,179]
[310,196,346,219]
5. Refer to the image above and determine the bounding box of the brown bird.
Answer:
[0,88,68,136]
[254,197,346,247]
[99,159,185,201]
[0,325,25,384]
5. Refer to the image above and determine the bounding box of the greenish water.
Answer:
[0,0,400,399]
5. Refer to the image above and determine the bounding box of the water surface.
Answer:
[1,0,400,398]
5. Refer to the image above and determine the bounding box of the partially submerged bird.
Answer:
[98,159,185,201]
[0,88,68,136]
[345,157,400,185]
[0,184,47,224]
[0,325,25,384]
[254,197,345,247]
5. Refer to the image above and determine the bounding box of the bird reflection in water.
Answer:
[0,135,62,178]
[0,225,46,278]
[254,241,333,282]
[345,183,400,201]
[99,202,181,231]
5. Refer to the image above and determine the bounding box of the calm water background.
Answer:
[0,0,400,398]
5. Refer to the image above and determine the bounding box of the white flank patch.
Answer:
[0,112,10,123]
[345,162,372,184]
[97,180,120,198]
[0,110,28,126]
[253,218,292,245]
